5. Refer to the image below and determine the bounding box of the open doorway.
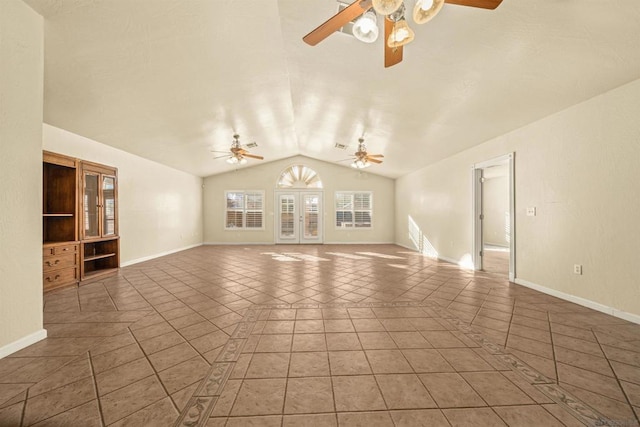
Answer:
[473,153,515,280]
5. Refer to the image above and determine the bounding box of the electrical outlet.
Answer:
[526,207,536,216]
[573,264,582,275]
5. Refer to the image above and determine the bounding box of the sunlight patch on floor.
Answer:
[324,252,371,260]
[356,252,405,259]
[260,252,301,262]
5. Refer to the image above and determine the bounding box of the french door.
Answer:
[275,191,323,244]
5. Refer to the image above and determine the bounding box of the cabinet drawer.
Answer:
[43,267,78,288]
[43,247,56,257]
[43,253,77,272]
[54,243,78,255]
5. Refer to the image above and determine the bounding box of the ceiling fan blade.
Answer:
[213,155,230,160]
[243,153,264,160]
[384,17,403,68]
[303,0,373,46]
[211,150,230,154]
[367,153,384,158]
[444,0,502,9]
[366,157,383,164]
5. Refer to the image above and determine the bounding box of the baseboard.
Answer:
[323,241,396,245]
[484,242,510,249]
[393,242,441,257]
[437,255,459,265]
[205,241,396,246]
[395,242,415,251]
[514,278,640,325]
[0,329,47,359]
[204,242,273,246]
[121,243,203,267]
[395,242,454,263]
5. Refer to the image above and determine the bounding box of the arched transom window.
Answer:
[277,165,323,189]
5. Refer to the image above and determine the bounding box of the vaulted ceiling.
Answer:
[24,0,640,178]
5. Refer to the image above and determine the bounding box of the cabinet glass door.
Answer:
[84,173,99,238]
[102,176,116,236]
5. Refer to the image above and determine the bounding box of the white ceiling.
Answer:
[24,0,640,178]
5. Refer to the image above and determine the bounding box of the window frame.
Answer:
[335,191,373,230]
[224,190,265,230]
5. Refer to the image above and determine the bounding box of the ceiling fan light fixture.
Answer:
[372,0,403,16]
[413,0,445,24]
[387,19,415,48]
[226,156,238,164]
[239,157,248,165]
[351,159,370,169]
[353,11,379,43]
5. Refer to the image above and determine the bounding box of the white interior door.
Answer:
[276,191,323,244]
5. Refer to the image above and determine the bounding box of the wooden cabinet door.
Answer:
[80,162,118,240]
[101,174,117,237]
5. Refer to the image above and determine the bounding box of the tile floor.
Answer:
[1,244,639,426]
[481,246,510,277]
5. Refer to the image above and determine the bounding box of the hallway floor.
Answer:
[482,245,510,278]
[1,245,639,426]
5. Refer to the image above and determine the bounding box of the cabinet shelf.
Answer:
[42,152,79,292]
[82,268,119,281]
[83,252,117,262]
[82,237,119,280]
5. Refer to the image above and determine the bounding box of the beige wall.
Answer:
[204,156,395,244]
[396,78,640,318]
[482,175,510,247]
[0,0,45,354]
[43,125,203,265]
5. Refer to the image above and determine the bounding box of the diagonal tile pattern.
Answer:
[0,244,639,426]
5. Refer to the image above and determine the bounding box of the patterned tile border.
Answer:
[174,301,619,427]
[426,302,611,427]
[172,308,262,427]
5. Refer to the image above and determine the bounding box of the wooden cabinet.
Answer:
[43,152,80,291]
[79,161,119,281]
[42,152,120,290]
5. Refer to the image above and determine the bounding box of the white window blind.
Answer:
[335,192,372,228]
[225,191,264,229]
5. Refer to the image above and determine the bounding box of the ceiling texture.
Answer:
[24,0,640,178]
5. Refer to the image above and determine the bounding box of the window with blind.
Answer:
[335,191,372,228]
[225,191,264,229]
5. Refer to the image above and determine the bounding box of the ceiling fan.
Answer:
[341,137,384,169]
[303,0,503,68]
[211,134,264,165]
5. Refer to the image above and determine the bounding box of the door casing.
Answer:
[472,153,515,281]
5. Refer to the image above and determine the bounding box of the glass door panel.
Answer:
[278,194,296,241]
[300,192,322,244]
[83,173,99,238]
[303,195,319,239]
[102,176,116,236]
